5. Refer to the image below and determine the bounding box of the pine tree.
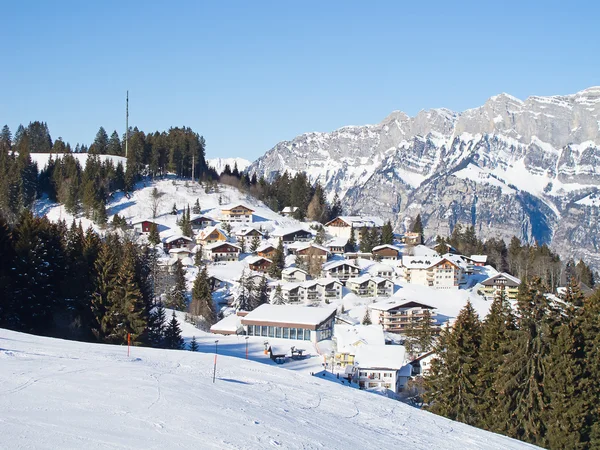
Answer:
[171,203,178,215]
[411,214,424,239]
[239,236,246,253]
[418,309,435,353]
[271,284,285,305]
[192,198,201,214]
[381,220,394,245]
[168,260,187,310]
[148,222,160,245]
[235,270,253,311]
[475,290,516,431]
[164,311,184,350]
[268,238,284,279]
[181,205,193,237]
[425,301,481,426]
[346,226,356,252]
[194,248,203,266]
[190,265,215,324]
[189,336,199,351]
[434,235,449,255]
[250,235,260,253]
[362,309,372,325]
[252,275,269,310]
[147,301,167,348]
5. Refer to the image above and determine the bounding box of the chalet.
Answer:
[372,244,402,261]
[410,351,436,377]
[368,300,437,334]
[246,256,272,273]
[273,228,314,244]
[208,275,227,291]
[344,252,373,260]
[197,226,229,246]
[403,256,465,289]
[280,278,343,304]
[132,219,158,234]
[157,257,178,274]
[190,215,215,230]
[401,232,422,245]
[316,278,344,302]
[203,242,241,262]
[242,304,337,343]
[280,206,298,217]
[346,276,394,298]
[163,235,193,252]
[333,324,385,368]
[322,260,360,282]
[282,267,309,283]
[168,247,193,261]
[282,284,303,304]
[325,216,384,244]
[256,243,277,259]
[480,272,521,301]
[353,345,411,393]
[220,204,254,223]
[324,237,348,255]
[466,255,488,267]
[367,263,395,280]
[295,243,330,264]
[235,227,264,240]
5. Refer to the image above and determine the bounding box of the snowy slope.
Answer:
[208,157,251,174]
[29,153,127,170]
[0,329,536,449]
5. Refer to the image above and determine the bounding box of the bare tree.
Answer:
[151,187,163,219]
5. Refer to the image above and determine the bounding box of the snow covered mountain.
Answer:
[0,328,536,449]
[249,87,600,269]
[208,157,251,174]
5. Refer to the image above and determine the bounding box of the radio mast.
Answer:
[125,91,129,158]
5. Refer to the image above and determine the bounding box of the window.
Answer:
[297,328,304,340]
[304,330,311,341]
[283,327,289,339]
[247,325,254,336]
[268,326,274,338]
[275,327,282,338]
[290,328,297,339]
[261,326,268,337]
[359,371,367,377]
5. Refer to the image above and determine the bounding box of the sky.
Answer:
[2,1,599,161]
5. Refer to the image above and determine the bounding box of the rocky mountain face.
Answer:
[248,87,600,270]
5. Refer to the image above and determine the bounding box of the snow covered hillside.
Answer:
[208,157,251,174]
[0,329,536,449]
[29,152,127,170]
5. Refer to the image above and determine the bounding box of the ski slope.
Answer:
[0,329,536,449]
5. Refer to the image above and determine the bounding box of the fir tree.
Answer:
[189,336,199,351]
[381,220,394,245]
[434,235,449,255]
[239,236,246,253]
[171,203,178,215]
[192,198,201,214]
[252,275,269,310]
[425,301,481,426]
[190,265,215,325]
[271,284,285,305]
[235,270,253,311]
[168,260,187,311]
[250,235,261,253]
[268,238,284,279]
[148,222,160,245]
[362,309,372,325]
[194,248,203,266]
[411,214,424,238]
[147,301,167,348]
[346,226,356,252]
[181,205,193,237]
[164,311,184,350]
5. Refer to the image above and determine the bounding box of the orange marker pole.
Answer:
[127,333,131,357]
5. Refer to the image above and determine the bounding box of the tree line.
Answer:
[424,280,600,448]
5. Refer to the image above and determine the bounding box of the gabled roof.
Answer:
[241,304,337,327]
[246,255,272,265]
[205,241,242,251]
[325,237,348,248]
[163,234,193,244]
[220,203,255,212]
[468,255,488,264]
[325,216,385,228]
[372,244,401,253]
[314,277,343,287]
[295,243,330,254]
[481,272,521,287]
[368,299,436,312]
[282,267,309,276]
[272,227,314,237]
[168,247,193,254]
[281,206,298,213]
[199,226,228,240]
[334,325,385,354]
[256,242,276,253]
[131,218,157,225]
[235,227,264,237]
[322,260,360,271]
[368,263,395,274]
[354,345,407,370]
[189,214,215,222]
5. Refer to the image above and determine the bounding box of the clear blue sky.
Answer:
[2,1,599,160]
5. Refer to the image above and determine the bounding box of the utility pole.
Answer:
[192,154,195,182]
[125,90,129,158]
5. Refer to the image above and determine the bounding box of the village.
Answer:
[123,181,523,400]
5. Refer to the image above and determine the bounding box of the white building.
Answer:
[282,267,310,283]
[281,279,343,304]
[322,260,360,282]
[346,275,394,298]
[367,263,396,280]
[368,300,437,334]
[402,256,465,289]
[241,304,337,343]
[333,324,385,368]
[353,345,411,393]
[324,216,384,244]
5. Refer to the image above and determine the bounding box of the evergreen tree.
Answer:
[164,311,184,350]
[239,236,246,253]
[235,270,253,311]
[190,265,215,325]
[91,127,109,154]
[346,226,356,252]
[107,130,122,156]
[171,203,178,215]
[147,301,167,348]
[91,236,122,342]
[194,248,203,266]
[189,336,199,351]
[271,284,285,305]
[192,198,201,214]
[268,238,285,279]
[381,220,394,245]
[181,205,193,237]
[434,235,449,255]
[425,301,481,426]
[252,275,269,310]
[329,192,342,220]
[362,309,372,325]
[168,260,187,310]
[250,235,261,253]
[148,222,160,245]
[411,214,424,238]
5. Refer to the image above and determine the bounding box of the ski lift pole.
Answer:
[213,340,219,383]
[127,333,131,357]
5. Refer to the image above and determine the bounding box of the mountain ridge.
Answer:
[248,87,600,270]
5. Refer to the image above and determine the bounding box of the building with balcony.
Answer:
[220,204,254,223]
[368,300,437,334]
[480,272,521,301]
[353,344,411,393]
[322,260,360,283]
[324,216,384,245]
[333,324,385,368]
[371,244,402,261]
[403,256,465,289]
[346,276,394,298]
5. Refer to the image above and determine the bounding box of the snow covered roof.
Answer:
[469,255,488,263]
[210,313,242,334]
[314,278,343,287]
[326,216,385,228]
[245,256,271,265]
[189,214,215,222]
[325,237,348,248]
[354,345,407,370]
[367,263,395,274]
[256,242,276,252]
[322,260,359,271]
[235,226,264,237]
[199,226,228,239]
[168,247,193,254]
[205,241,241,251]
[163,235,193,244]
[272,227,313,237]
[402,256,442,269]
[334,325,385,354]
[281,206,298,213]
[372,244,401,253]
[131,218,157,225]
[368,299,436,312]
[241,304,337,328]
[441,253,469,270]
[295,243,330,254]
[482,272,522,287]
[181,257,194,266]
[405,244,439,257]
[282,267,308,276]
[347,275,391,286]
[220,203,255,212]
